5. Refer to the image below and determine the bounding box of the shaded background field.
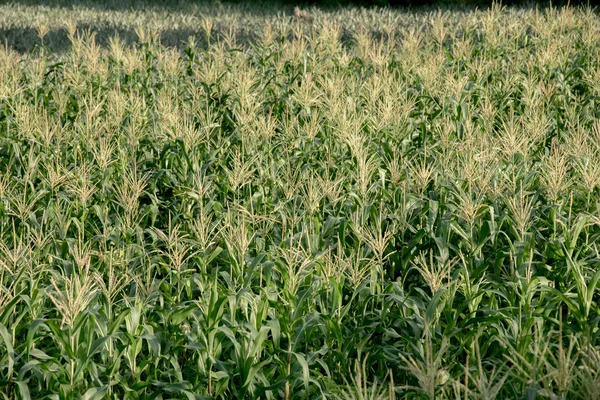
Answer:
[0,0,590,54]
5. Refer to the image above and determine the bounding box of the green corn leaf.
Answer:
[0,322,14,379]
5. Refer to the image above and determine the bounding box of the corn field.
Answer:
[1,2,600,399]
